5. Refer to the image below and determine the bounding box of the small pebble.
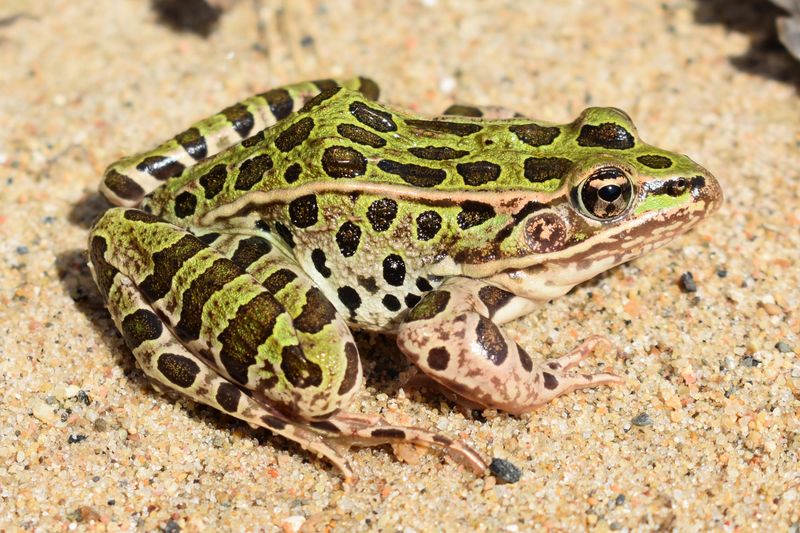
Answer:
[93,418,109,432]
[631,412,653,427]
[162,519,181,533]
[16,245,29,255]
[742,356,761,368]
[775,341,793,353]
[716,267,727,278]
[489,458,521,484]
[68,434,87,444]
[76,390,91,405]
[615,494,626,505]
[610,522,623,531]
[32,400,56,424]
[679,272,697,293]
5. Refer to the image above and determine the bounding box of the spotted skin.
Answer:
[89,77,722,480]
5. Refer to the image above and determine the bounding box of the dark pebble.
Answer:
[163,519,181,533]
[77,390,91,405]
[68,434,87,444]
[615,493,626,505]
[679,272,697,293]
[107,499,115,506]
[716,267,727,278]
[742,356,761,368]
[775,341,793,353]
[489,458,522,483]
[93,417,108,432]
[43,216,56,224]
[631,412,653,426]
[16,246,29,255]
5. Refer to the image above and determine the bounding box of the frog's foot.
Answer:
[309,411,487,475]
[441,104,524,119]
[396,278,623,415]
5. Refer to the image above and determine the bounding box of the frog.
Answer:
[88,77,722,480]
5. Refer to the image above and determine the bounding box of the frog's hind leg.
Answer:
[100,76,379,207]
[88,230,356,479]
[441,104,525,120]
[396,277,623,416]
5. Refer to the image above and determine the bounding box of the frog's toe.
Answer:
[545,335,614,372]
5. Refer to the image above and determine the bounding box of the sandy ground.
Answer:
[1,0,799,530]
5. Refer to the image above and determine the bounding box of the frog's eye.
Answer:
[575,167,634,221]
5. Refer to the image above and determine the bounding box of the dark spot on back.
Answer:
[241,130,265,148]
[349,101,397,132]
[312,79,339,91]
[357,276,378,293]
[456,161,501,186]
[199,164,227,200]
[408,146,470,161]
[299,87,341,112]
[173,191,197,218]
[275,116,314,152]
[405,119,483,137]
[283,163,302,183]
[337,123,386,148]
[404,293,421,308]
[235,153,273,190]
[637,154,673,169]
[377,159,446,187]
[123,209,161,223]
[577,123,635,149]
[523,157,572,184]
[416,277,433,292]
[543,372,559,390]
[175,259,242,342]
[322,146,367,178]
[510,123,560,146]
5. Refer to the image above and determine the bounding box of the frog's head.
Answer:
[475,107,723,300]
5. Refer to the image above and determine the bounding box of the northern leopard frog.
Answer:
[89,77,722,479]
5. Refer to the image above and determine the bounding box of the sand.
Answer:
[1,0,798,530]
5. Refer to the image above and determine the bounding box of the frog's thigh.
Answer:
[396,277,622,415]
[89,233,357,478]
[441,104,525,120]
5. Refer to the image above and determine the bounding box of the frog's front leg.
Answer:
[396,278,623,415]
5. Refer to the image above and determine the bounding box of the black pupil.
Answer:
[598,184,621,202]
